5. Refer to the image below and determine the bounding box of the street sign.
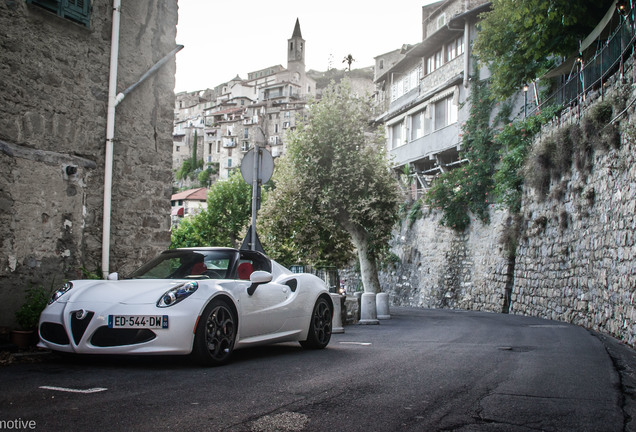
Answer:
[241,146,275,251]
[240,147,274,184]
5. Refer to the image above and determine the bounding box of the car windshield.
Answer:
[129,250,236,280]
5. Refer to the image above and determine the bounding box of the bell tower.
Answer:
[287,18,305,76]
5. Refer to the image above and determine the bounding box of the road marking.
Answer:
[339,342,372,346]
[528,325,570,328]
[39,386,107,394]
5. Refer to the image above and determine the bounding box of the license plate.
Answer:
[108,315,168,329]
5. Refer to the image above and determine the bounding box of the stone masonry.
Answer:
[0,1,178,327]
[377,69,636,348]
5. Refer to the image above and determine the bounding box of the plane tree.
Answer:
[260,80,400,293]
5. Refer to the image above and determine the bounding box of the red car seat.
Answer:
[237,262,253,280]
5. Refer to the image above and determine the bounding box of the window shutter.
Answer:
[62,0,91,27]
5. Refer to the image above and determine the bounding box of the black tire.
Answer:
[191,299,237,366]
[300,297,332,349]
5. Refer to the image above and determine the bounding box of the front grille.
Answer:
[70,311,94,344]
[90,327,156,347]
[40,322,70,345]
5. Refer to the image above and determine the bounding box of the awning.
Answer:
[543,0,619,79]
[171,207,184,216]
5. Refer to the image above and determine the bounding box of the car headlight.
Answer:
[157,281,198,308]
[49,282,73,304]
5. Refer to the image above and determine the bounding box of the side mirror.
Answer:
[247,271,273,296]
[107,272,119,281]
[250,271,273,284]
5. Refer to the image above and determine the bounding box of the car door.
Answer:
[233,252,292,339]
[237,279,292,339]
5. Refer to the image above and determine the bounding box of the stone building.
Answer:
[374,0,491,197]
[173,19,318,182]
[170,187,208,227]
[0,1,178,326]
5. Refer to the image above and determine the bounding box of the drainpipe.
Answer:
[101,0,183,278]
[102,0,121,279]
[463,18,470,88]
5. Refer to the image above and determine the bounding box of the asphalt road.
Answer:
[2,307,636,432]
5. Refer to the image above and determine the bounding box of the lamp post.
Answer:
[523,84,529,118]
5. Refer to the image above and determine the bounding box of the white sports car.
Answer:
[38,248,334,365]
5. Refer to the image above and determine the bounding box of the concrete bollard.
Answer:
[358,292,379,325]
[376,292,390,320]
[330,293,344,333]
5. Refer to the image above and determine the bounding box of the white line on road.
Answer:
[339,342,372,346]
[39,386,108,394]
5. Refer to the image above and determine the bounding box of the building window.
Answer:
[426,49,443,74]
[244,128,249,139]
[436,13,446,30]
[410,108,430,141]
[447,36,465,62]
[434,96,458,130]
[390,122,403,149]
[27,0,91,27]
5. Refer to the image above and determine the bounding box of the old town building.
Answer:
[0,0,178,326]
[374,0,491,197]
[173,19,318,184]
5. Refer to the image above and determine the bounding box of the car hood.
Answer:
[60,279,200,305]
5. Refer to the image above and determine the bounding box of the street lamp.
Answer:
[523,84,529,118]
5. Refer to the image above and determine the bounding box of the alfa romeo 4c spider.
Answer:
[38,248,334,365]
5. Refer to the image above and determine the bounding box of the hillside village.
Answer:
[171,0,493,225]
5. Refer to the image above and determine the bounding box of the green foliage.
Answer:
[493,106,560,211]
[171,171,251,249]
[407,199,423,227]
[80,267,102,280]
[474,0,614,99]
[176,158,204,181]
[197,164,218,187]
[260,79,400,270]
[15,286,50,330]
[425,77,496,231]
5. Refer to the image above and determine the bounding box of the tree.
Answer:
[342,54,355,71]
[259,161,355,268]
[171,171,251,249]
[473,0,614,99]
[263,79,400,293]
[176,129,204,181]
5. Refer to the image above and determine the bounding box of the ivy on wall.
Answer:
[424,75,560,231]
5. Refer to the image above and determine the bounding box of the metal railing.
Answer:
[532,12,636,115]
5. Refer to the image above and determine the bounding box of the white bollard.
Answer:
[376,292,391,320]
[359,292,379,325]
[330,293,344,334]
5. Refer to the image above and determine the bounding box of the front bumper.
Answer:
[38,300,199,355]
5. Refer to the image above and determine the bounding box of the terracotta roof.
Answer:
[171,187,208,201]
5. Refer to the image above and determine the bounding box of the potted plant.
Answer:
[11,286,49,349]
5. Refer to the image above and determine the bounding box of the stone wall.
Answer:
[0,1,178,327]
[376,79,636,347]
[378,209,512,314]
[511,83,636,346]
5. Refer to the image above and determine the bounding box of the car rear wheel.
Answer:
[192,299,236,366]
[300,297,332,349]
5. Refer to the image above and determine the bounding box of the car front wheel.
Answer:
[300,297,332,349]
[192,299,236,366]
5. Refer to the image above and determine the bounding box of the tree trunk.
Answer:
[345,222,381,294]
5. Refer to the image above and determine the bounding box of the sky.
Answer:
[174,0,441,93]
